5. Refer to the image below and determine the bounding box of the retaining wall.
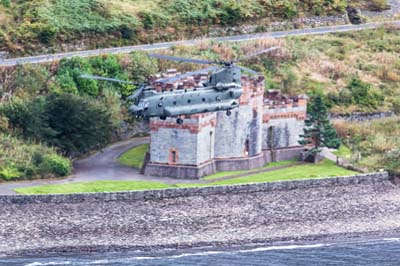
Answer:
[0,172,389,205]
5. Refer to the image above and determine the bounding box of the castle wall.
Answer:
[149,113,216,166]
[262,104,307,150]
[214,77,264,159]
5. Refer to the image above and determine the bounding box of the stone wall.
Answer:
[263,102,307,150]
[330,111,397,122]
[0,172,389,204]
[214,77,264,159]
[208,14,349,37]
[149,113,217,165]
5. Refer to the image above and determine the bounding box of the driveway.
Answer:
[0,137,197,195]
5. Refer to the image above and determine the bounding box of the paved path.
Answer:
[1,21,399,67]
[0,137,199,195]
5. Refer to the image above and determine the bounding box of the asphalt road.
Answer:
[1,21,399,67]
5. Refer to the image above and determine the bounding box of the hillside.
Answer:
[0,26,399,182]
[0,0,389,56]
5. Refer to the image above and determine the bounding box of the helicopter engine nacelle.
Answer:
[215,82,240,91]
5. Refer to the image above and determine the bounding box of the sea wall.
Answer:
[0,172,389,205]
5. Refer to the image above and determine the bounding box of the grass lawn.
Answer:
[333,144,352,160]
[15,160,358,195]
[211,160,357,186]
[203,160,297,180]
[14,180,171,195]
[117,144,149,169]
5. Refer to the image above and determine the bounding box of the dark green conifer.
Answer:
[299,94,340,162]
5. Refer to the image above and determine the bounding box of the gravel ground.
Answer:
[1,181,400,257]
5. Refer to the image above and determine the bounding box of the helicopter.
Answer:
[81,46,280,124]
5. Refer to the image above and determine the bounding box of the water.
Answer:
[2,237,400,266]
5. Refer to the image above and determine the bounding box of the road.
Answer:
[1,21,399,67]
[0,137,199,195]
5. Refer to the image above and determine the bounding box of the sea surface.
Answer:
[2,237,400,266]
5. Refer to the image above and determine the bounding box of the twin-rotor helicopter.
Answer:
[81,46,280,124]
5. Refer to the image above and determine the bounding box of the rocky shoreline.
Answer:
[1,178,400,258]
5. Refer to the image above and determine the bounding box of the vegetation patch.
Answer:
[334,117,400,174]
[203,160,297,180]
[0,134,71,181]
[117,144,149,169]
[0,0,388,55]
[210,160,357,186]
[15,180,170,195]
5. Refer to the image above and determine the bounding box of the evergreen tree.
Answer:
[299,94,340,162]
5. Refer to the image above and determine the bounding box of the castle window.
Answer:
[169,149,178,164]
[268,126,274,149]
[245,139,249,156]
[172,151,177,163]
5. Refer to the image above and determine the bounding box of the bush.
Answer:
[382,149,400,174]
[392,98,400,115]
[2,94,113,156]
[0,166,21,181]
[0,0,10,8]
[43,154,71,177]
[0,134,71,181]
[346,77,384,110]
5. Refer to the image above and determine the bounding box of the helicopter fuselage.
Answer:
[130,83,242,118]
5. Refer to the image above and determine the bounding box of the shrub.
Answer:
[0,166,21,181]
[393,98,400,115]
[0,0,10,8]
[43,154,71,177]
[0,134,71,181]
[346,77,384,110]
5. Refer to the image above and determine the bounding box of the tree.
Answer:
[45,94,113,156]
[299,94,340,162]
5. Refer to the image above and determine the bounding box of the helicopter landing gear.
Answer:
[160,116,167,120]
[226,110,232,117]
[177,118,184,125]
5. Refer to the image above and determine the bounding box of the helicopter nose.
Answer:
[129,105,144,116]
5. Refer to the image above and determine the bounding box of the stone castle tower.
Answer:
[144,71,307,179]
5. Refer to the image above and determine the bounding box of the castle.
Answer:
[143,70,307,179]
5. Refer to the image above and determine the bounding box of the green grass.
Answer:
[333,144,352,159]
[203,160,297,180]
[117,144,149,169]
[211,160,357,186]
[14,180,171,195]
[15,160,358,194]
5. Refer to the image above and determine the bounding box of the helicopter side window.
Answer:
[173,101,177,105]
[188,99,191,104]
[202,98,206,102]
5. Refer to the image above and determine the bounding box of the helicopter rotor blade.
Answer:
[80,74,137,85]
[236,46,281,62]
[156,66,220,84]
[128,85,145,100]
[237,66,259,76]
[148,54,217,65]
